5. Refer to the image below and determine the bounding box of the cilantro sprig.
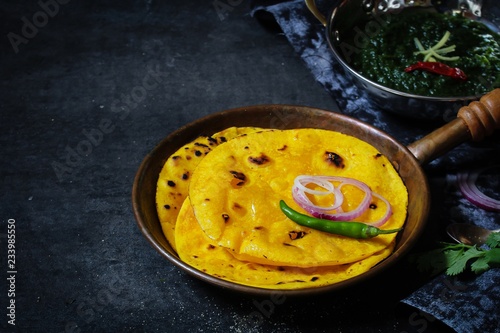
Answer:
[415,232,500,276]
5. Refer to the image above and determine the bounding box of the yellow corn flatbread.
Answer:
[156,126,263,251]
[188,129,408,267]
[176,197,395,289]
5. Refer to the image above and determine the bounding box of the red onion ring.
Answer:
[367,193,393,227]
[291,175,392,225]
[457,167,500,212]
[293,175,343,211]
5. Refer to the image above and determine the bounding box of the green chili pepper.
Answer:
[279,200,402,239]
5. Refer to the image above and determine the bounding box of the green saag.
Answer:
[351,10,500,97]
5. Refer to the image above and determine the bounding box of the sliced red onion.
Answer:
[292,186,343,212]
[293,176,343,211]
[291,175,392,225]
[457,167,500,212]
[365,193,393,227]
[294,175,335,196]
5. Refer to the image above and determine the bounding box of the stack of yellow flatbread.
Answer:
[156,127,408,290]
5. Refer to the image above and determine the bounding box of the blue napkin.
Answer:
[250,1,500,332]
[402,269,500,333]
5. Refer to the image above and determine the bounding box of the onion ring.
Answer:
[457,166,500,212]
[291,175,392,225]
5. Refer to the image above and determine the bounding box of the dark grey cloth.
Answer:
[250,1,500,332]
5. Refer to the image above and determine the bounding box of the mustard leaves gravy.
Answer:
[351,11,500,97]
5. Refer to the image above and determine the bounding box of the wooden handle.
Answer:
[407,89,500,165]
[457,89,500,141]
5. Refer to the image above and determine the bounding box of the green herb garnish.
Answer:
[415,232,500,276]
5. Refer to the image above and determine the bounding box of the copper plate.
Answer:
[132,105,429,296]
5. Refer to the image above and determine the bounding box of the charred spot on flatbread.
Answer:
[325,151,344,168]
[229,171,246,188]
[288,230,307,240]
[248,153,271,165]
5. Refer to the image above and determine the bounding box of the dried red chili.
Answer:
[404,61,467,81]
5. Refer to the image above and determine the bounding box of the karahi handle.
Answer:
[305,0,327,26]
[457,89,500,141]
[407,89,500,165]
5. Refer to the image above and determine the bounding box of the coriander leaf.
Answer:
[413,241,500,277]
[486,232,500,248]
[443,248,465,264]
[485,248,500,266]
[470,256,490,274]
[446,246,485,276]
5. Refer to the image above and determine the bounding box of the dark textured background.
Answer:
[1,1,497,332]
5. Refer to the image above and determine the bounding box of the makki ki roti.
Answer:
[188,128,408,267]
[175,196,395,289]
[155,126,263,251]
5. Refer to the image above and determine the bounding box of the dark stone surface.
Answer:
[0,1,483,332]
